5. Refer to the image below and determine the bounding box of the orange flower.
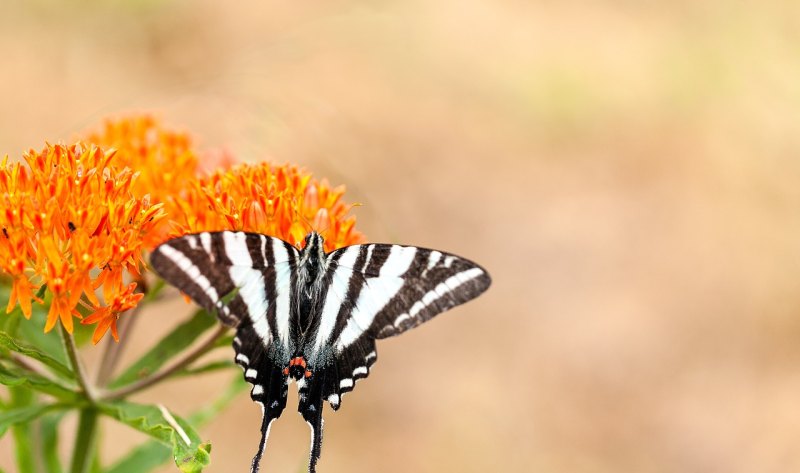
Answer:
[0,143,165,339]
[167,162,365,252]
[82,114,200,247]
[81,282,144,344]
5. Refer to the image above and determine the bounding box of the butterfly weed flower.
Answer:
[167,161,366,251]
[0,143,165,341]
[83,114,200,248]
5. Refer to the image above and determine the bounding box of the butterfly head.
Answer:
[301,231,326,259]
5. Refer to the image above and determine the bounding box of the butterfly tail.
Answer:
[250,411,274,473]
[248,366,289,473]
[299,376,326,473]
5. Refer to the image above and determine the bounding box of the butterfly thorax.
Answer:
[293,232,328,344]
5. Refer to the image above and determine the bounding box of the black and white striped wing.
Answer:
[310,243,491,409]
[150,231,300,472]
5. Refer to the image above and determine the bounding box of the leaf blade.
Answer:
[105,374,247,473]
[0,331,73,379]
[38,412,65,473]
[0,403,65,438]
[98,401,211,473]
[0,364,78,402]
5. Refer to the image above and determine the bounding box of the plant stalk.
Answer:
[101,324,228,401]
[69,407,98,473]
[95,307,139,386]
[59,323,96,403]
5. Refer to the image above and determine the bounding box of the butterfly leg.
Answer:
[249,365,289,473]
[298,376,326,473]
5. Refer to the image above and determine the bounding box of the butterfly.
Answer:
[150,231,491,472]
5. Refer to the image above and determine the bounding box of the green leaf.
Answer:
[0,284,67,367]
[0,403,65,438]
[212,334,235,349]
[9,387,35,473]
[106,375,247,473]
[98,401,211,472]
[38,412,64,473]
[0,331,73,379]
[108,310,217,389]
[0,363,78,402]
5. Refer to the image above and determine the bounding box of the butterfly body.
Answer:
[151,230,491,473]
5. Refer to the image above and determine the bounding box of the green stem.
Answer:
[59,323,96,402]
[69,407,98,473]
[101,324,228,401]
[95,306,138,386]
[96,278,156,386]
[10,387,35,473]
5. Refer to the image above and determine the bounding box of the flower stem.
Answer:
[59,323,97,403]
[95,306,139,386]
[101,324,228,401]
[69,407,98,473]
[95,278,153,386]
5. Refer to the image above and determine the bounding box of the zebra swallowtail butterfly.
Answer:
[150,231,491,472]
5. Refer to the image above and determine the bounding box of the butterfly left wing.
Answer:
[150,231,300,473]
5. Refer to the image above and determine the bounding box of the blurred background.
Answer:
[2,0,800,472]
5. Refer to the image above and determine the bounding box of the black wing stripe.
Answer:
[363,244,389,274]
[310,246,361,357]
[150,239,243,326]
[325,246,370,349]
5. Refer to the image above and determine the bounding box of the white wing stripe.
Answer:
[229,264,270,341]
[379,246,417,276]
[363,244,375,270]
[313,268,354,354]
[200,233,214,261]
[427,251,442,270]
[223,232,253,266]
[392,267,484,328]
[336,277,404,351]
[337,246,361,269]
[272,240,291,345]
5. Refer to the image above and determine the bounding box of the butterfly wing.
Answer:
[308,243,491,408]
[150,231,301,473]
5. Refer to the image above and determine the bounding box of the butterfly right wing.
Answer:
[150,231,300,473]
[309,243,491,408]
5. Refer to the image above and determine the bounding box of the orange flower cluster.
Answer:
[83,115,199,247]
[1,114,366,343]
[168,162,366,252]
[0,144,163,342]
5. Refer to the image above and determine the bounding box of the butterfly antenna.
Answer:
[317,218,331,241]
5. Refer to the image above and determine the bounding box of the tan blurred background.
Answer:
[2,0,800,472]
